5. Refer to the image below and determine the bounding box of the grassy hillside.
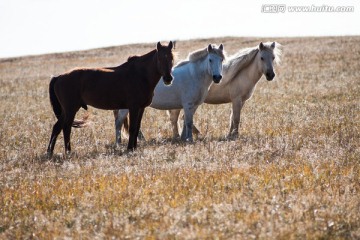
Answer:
[0,36,359,239]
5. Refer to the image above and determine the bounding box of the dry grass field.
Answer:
[0,36,359,239]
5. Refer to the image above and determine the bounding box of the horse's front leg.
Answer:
[128,108,140,150]
[168,109,181,139]
[123,115,146,142]
[134,108,145,149]
[114,109,129,146]
[178,113,200,137]
[228,98,244,138]
[182,105,196,142]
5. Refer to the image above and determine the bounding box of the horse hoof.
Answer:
[46,152,53,159]
[138,134,146,141]
[127,146,136,151]
[65,151,76,159]
[171,136,181,144]
[226,133,239,140]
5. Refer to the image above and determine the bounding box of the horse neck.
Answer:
[226,51,263,87]
[148,52,162,88]
[246,53,263,85]
[223,49,258,83]
[128,50,162,88]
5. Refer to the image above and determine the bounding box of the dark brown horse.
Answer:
[47,41,174,157]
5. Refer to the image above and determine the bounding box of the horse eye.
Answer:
[272,56,275,60]
[261,57,264,61]
[209,59,212,63]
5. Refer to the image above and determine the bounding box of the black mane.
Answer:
[127,49,157,62]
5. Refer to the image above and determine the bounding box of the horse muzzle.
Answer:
[163,75,173,85]
[212,75,222,84]
[265,71,275,81]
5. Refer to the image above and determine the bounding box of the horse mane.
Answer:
[175,44,226,68]
[68,67,114,74]
[127,56,139,61]
[127,49,157,62]
[224,48,257,73]
[224,42,282,80]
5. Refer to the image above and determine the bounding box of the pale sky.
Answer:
[0,0,359,58]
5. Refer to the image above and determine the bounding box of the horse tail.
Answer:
[49,76,62,119]
[50,75,89,128]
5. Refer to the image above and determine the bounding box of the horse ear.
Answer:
[157,42,162,51]
[168,41,173,50]
[259,42,264,50]
[207,44,213,52]
[219,44,224,51]
[271,42,276,49]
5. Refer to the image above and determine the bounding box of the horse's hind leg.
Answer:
[168,109,181,139]
[182,105,197,142]
[47,119,63,157]
[134,108,145,148]
[228,98,243,138]
[114,109,129,145]
[63,111,77,155]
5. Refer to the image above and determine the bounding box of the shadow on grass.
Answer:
[35,133,260,163]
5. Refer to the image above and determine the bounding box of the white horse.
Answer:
[114,44,225,143]
[170,41,282,138]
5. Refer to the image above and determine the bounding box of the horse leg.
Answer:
[168,109,181,139]
[130,112,145,142]
[182,105,196,142]
[47,119,63,157]
[114,109,129,145]
[113,110,121,145]
[190,107,200,136]
[134,108,145,149]
[127,108,140,150]
[180,116,186,140]
[119,111,145,142]
[228,98,243,138]
[178,112,200,138]
[137,126,146,141]
[63,111,77,155]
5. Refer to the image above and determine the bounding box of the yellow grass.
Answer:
[0,36,359,239]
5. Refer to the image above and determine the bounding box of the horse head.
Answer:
[156,41,174,85]
[207,44,225,84]
[258,42,279,81]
